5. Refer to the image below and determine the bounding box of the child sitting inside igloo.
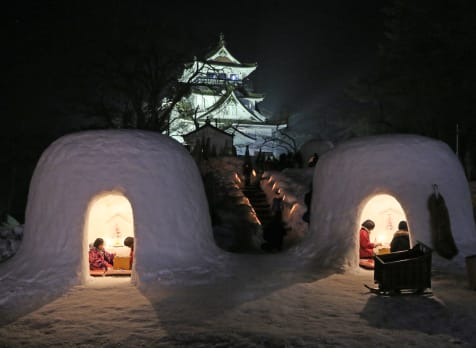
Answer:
[390,221,410,252]
[89,238,115,270]
[123,236,134,269]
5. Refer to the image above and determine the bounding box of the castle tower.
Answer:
[170,34,286,156]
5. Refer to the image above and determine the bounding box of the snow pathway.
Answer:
[1,270,475,347]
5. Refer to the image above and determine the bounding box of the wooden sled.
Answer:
[365,242,433,296]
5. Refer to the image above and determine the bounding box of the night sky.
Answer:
[5,1,476,219]
[5,0,385,133]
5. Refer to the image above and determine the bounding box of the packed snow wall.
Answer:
[0,130,221,291]
[300,134,476,270]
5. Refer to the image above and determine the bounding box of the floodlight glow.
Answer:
[359,194,408,247]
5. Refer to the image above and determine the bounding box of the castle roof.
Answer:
[204,33,257,68]
[183,121,234,138]
[195,88,266,123]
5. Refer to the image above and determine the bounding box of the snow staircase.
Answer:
[243,183,288,252]
[242,184,273,226]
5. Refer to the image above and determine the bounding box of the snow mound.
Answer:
[0,130,224,311]
[301,134,476,270]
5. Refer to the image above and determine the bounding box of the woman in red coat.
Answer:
[359,219,381,258]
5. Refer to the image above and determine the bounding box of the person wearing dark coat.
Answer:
[271,190,283,216]
[302,184,312,223]
[308,153,319,167]
[263,211,286,251]
[390,221,411,252]
[124,236,134,269]
[243,162,252,186]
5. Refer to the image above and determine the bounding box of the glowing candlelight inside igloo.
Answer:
[359,194,409,250]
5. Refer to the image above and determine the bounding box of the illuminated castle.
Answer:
[169,34,286,156]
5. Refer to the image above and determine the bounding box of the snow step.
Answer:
[241,185,286,232]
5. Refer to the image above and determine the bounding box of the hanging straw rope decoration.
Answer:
[428,184,458,259]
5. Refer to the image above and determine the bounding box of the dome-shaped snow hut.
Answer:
[304,134,476,270]
[0,130,221,292]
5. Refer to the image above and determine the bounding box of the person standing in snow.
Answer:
[123,236,134,269]
[302,184,312,223]
[263,210,286,252]
[390,221,410,252]
[243,162,252,186]
[308,153,319,167]
[261,189,286,252]
[89,238,115,270]
[359,220,382,258]
[271,189,283,216]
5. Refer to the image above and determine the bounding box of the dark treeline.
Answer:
[347,0,476,176]
[4,2,203,220]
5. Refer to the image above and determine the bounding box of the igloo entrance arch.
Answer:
[84,191,135,275]
[359,194,409,249]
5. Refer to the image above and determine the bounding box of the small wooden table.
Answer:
[376,247,391,255]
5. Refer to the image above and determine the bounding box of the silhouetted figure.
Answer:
[262,211,286,252]
[271,189,283,216]
[262,190,286,252]
[243,162,252,186]
[302,184,312,223]
[308,153,319,167]
[124,236,134,269]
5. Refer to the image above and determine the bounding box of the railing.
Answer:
[193,77,242,86]
[192,72,243,86]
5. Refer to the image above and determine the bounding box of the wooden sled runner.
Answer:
[364,283,432,296]
[90,269,132,277]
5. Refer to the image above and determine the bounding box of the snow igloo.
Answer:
[0,130,220,290]
[304,134,476,270]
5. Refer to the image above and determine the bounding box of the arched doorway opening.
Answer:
[83,191,135,277]
[359,194,410,258]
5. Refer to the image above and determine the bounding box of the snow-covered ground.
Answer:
[0,265,475,347]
